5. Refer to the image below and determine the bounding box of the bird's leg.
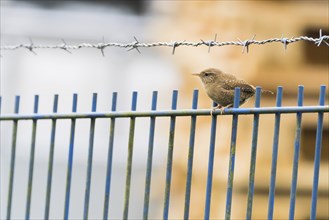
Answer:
[219,103,233,114]
[211,103,222,116]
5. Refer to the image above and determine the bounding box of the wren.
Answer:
[193,68,273,114]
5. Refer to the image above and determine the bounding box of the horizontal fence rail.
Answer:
[1,106,328,120]
[0,85,328,220]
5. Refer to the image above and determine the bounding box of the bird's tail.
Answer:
[261,89,274,95]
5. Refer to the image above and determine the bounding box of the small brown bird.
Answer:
[193,68,273,114]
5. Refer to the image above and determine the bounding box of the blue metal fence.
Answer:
[0,85,328,220]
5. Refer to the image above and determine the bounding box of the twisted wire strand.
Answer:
[1,32,328,55]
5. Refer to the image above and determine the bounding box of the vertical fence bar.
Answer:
[83,93,97,220]
[289,85,304,219]
[143,91,158,220]
[246,87,261,220]
[123,91,138,220]
[163,90,178,220]
[25,95,39,220]
[103,92,118,220]
[225,87,240,220]
[183,89,198,220]
[6,96,20,220]
[204,102,218,220]
[310,85,326,219]
[267,86,283,220]
[44,95,58,219]
[64,94,78,220]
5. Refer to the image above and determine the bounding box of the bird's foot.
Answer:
[212,104,233,115]
[220,104,233,114]
[219,106,226,114]
[211,104,223,116]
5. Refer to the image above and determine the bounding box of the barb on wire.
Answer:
[97,36,106,56]
[315,29,329,47]
[171,40,186,55]
[27,38,37,55]
[127,36,141,54]
[280,34,289,51]
[61,39,72,54]
[1,30,328,56]
[201,33,218,53]
[171,41,178,55]
[237,34,256,54]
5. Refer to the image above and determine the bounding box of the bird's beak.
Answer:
[192,73,200,76]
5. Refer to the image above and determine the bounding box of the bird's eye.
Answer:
[204,73,210,77]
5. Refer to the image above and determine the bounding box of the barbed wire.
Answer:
[1,30,328,56]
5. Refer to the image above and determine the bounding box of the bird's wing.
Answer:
[221,79,256,104]
[222,79,255,92]
[221,73,255,92]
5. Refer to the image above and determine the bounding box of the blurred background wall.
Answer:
[150,1,329,219]
[1,1,328,219]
